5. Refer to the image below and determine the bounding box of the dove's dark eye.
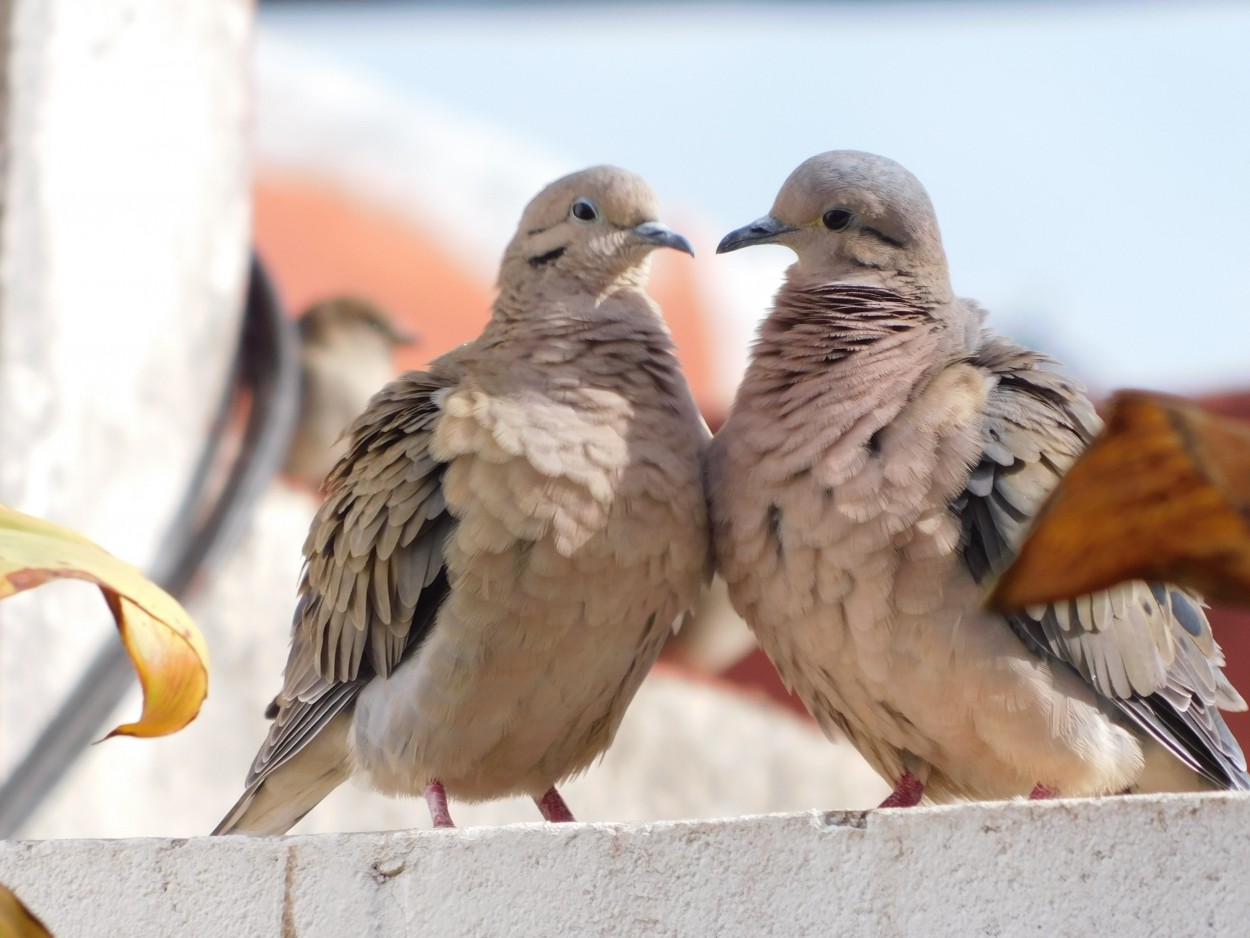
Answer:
[570,199,599,222]
[822,209,854,231]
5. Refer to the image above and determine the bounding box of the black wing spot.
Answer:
[767,503,784,560]
[1169,589,1207,638]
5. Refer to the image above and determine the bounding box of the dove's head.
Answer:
[298,296,418,353]
[718,151,950,296]
[501,166,693,292]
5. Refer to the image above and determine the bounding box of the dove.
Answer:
[215,166,710,834]
[708,150,1249,807]
[284,296,417,490]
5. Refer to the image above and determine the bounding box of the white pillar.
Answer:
[0,0,252,791]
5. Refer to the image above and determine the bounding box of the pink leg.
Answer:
[878,771,925,808]
[424,780,455,828]
[1028,783,1059,800]
[534,786,576,823]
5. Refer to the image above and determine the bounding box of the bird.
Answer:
[284,296,417,490]
[708,149,1249,807]
[215,166,710,834]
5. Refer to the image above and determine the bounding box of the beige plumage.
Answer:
[710,150,1248,806]
[216,166,710,834]
[284,296,416,490]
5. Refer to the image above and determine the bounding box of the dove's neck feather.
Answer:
[755,282,941,372]
[454,289,688,403]
[730,283,950,446]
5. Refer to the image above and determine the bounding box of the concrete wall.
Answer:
[3,793,1248,937]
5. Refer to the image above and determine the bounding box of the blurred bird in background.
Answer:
[284,296,417,491]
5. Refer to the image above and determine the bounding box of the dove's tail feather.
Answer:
[1132,736,1245,795]
[212,766,346,836]
[212,714,353,836]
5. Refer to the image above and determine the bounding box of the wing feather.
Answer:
[962,336,1249,789]
[244,370,458,787]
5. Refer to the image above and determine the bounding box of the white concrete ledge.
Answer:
[3,792,1249,936]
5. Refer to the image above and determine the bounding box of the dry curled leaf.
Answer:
[987,390,1250,612]
[0,883,54,938]
[0,504,209,738]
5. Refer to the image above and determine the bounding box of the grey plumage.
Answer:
[216,166,709,834]
[710,150,1247,803]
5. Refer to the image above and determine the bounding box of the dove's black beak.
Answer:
[716,215,798,254]
[633,221,695,257]
[386,324,420,347]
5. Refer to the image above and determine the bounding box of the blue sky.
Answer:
[259,1,1250,393]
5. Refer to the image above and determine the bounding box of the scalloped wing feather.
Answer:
[963,336,1248,788]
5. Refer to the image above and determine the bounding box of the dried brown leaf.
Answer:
[0,883,54,938]
[0,504,209,737]
[987,390,1250,611]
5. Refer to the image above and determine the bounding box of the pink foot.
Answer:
[878,771,925,808]
[1028,783,1059,801]
[535,786,576,823]
[424,780,455,828]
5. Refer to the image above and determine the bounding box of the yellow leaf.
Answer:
[0,883,54,938]
[987,390,1250,612]
[0,504,209,738]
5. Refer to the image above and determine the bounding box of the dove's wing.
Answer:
[246,369,458,789]
[962,337,1249,789]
